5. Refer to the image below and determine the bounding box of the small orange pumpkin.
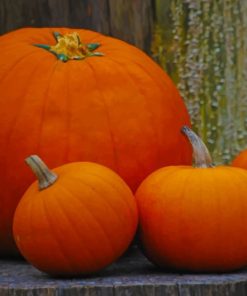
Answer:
[232,149,247,170]
[136,126,247,272]
[0,28,191,255]
[13,155,138,276]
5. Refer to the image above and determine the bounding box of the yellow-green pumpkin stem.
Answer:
[34,31,104,62]
[25,155,58,190]
[181,126,214,168]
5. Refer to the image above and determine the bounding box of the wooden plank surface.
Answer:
[1,247,247,296]
[0,0,153,53]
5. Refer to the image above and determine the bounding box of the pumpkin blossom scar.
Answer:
[34,31,104,62]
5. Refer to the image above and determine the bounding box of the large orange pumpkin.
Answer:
[0,28,191,255]
[136,126,247,272]
[13,155,138,276]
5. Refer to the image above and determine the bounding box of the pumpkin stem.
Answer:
[34,31,104,62]
[25,155,58,190]
[181,126,214,168]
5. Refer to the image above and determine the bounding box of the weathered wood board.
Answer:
[1,247,247,296]
[153,0,247,163]
[0,0,153,53]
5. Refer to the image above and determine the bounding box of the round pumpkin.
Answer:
[13,155,138,276]
[232,149,247,169]
[136,126,247,272]
[0,28,191,255]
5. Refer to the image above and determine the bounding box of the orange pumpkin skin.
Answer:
[0,28,191,255]
[13,160,138,276]
[136,126,247,272]
[136,165,247,272]
[232,149,247,169]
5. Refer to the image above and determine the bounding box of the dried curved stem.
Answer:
[25,155,58,190]
[181,126,214,168]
